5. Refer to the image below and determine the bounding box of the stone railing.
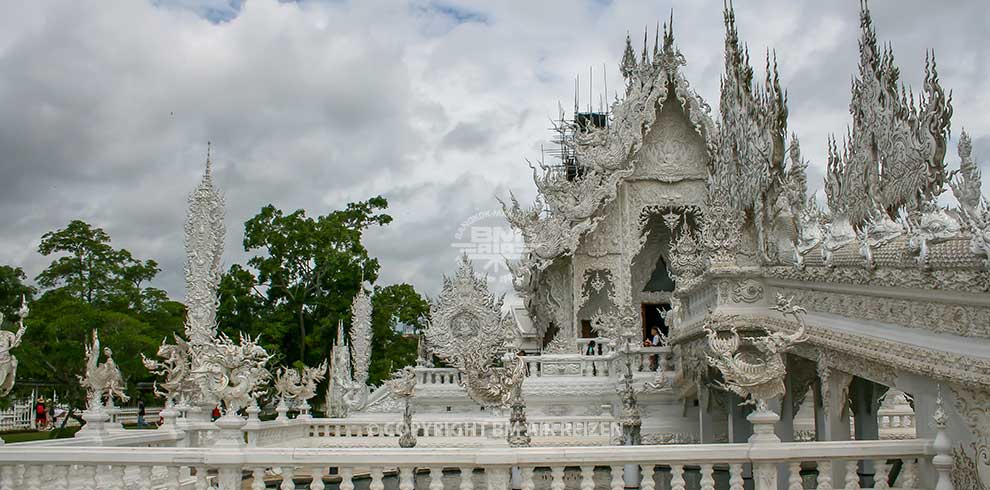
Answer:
[304,415,617,447]
[416,367,462,386]
[0,438,940,489]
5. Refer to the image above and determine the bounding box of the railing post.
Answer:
[748,401,781,490]
[932,387,955,490]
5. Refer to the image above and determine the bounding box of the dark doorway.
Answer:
[642,303,671,343]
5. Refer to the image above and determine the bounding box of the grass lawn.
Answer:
[1,427,80,443]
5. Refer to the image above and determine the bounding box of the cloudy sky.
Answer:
[1,0,987,302]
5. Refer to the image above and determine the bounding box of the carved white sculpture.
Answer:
[79,330,130,409]
[349,287,372,387]
[425,255,530,445]
[184,144,225,346]
[141,335,194,405]
[273,360,327,416]
[190,332,270,415]
[704,294,807,410]
[0,296,28,397]
[384,366,417,448]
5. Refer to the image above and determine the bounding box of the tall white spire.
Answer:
[183,142,226,345]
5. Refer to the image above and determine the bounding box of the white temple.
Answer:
[0,3,986,490]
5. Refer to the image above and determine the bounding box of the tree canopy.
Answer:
[4,196,430,413]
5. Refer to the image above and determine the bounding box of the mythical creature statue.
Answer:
[0,296,28,397]
[191,332,271,414]
[704,294,807,410]
[79,330,130,409]
[384,366,418,447]
[142,335,194,405]
[274,360,328,409]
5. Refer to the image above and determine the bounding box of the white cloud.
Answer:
[0,0,986,299]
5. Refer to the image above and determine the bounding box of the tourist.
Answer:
[647,327,662,371]
[34,397,47,430]
[137,399,146,428]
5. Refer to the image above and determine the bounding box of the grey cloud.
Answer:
[0,0,986,300]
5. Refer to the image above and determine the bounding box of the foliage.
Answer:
[239,197,391,363]
[36,220,165,312]
[0,265,35,320]
[367,283,428,385]
[2,220,184,410]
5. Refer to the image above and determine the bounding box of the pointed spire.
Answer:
[620,32,637,80]
[205,141,212,176]
[653,21,660,60]
[663,9,675,52]
[641,27,649,66]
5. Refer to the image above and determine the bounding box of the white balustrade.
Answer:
[0,438,941,490]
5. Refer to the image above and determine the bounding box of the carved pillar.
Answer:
[850,377,884,486]
[698,384,714,444]
[727,392,753,443]
[816,364,852,485]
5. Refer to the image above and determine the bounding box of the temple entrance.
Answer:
[642,303,671,344]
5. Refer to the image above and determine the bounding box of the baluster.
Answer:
[195,466,209,490]
[639,465,655,490]
[138,465,153,490]
[609,465,624,490]
[399,467,414,490]
[252,468,267,490]
[550,466,565,490]
[107,465,125,490]
[165,465,181,490]
[0,465,14,490]
[787,463,802,490]
[55,465,72,490]
[310,466,326,490]
[370,467,385,490]
[460,467,475,490]
[80,465,97,490]
[280,466,295,490]
[670,465,686,490]
[430,467,444,490]
[23,466,40,490]
[899,460,917,488]
[816,461,833,490]
[516,467,532,490]
[873,460,889,489]
[340,468,355,490]
[843,461,860,490]
[729,463,744,490]
[701,464,715,490]
[577,466,594,490]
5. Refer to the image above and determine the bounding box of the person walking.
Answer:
[137,399,146,428]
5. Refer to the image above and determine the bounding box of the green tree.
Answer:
[15,221,185,421]
[36,220,163,312]
[367,283,429,385]
[0,265,35,319]
[241,197,392,363]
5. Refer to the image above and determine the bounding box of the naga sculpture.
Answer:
[0,296,28,397]
[142,335,194,406]
[79,330,130,409]
[190,332,271,415]
[704,294,807,410]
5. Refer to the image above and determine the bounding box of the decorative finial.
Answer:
[205,141,212,175]
[933,383,947,428]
